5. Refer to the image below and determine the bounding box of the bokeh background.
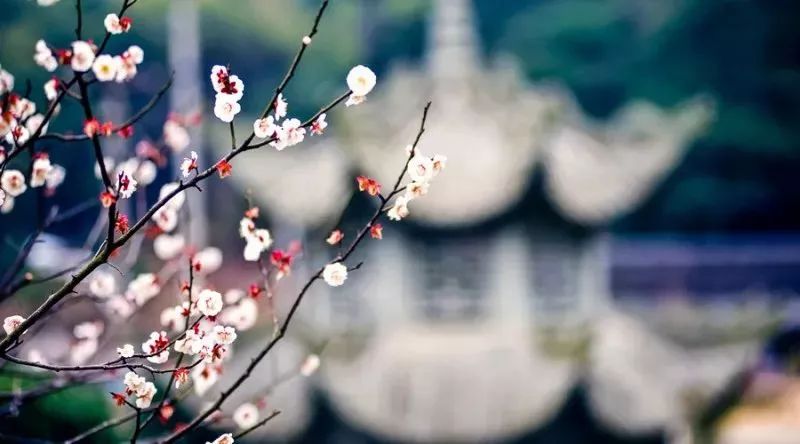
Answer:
[2,0,800,443]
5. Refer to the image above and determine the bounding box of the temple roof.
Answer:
[225,0,713,229]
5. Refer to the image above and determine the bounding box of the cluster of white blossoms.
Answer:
[251,94,310,151]
[1,65,67,214]
[211,65,244,123]
[34,37,144,83]
[387,147,447,221]
[1,5,425,443]
[1,151,65,213]
[238,210,273,262]
[122,371,158,408]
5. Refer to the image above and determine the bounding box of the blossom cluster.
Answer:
[387,148,447,221]
[0,1,441,441]
[35,39,143,83]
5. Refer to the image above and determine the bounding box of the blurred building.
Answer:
[218,1,792,443]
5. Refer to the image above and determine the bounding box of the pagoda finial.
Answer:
[427,0,480,84]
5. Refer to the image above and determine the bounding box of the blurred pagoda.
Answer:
[216,1,780,443]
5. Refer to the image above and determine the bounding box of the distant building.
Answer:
[221,1,788,443]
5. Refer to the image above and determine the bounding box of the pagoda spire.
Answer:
[427,0,480,99]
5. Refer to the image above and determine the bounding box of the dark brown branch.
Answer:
[40,73,174,143]
[232,410,282,440]
[0,352,203,375]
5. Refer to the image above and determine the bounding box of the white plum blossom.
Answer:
[310,113,327,135]
[192,364,219,396]
[142,331,170,364]
[124,371,146,394]
[197,289,223,317]
[212,325,237,345]
[92,54,118,82]
[347,65,377,96]
[11,97,36,121]
[70,41,96,72]
[126,273,161,306]
[43,78,58,101]
[104,13,131,34]
[117,344,135,358]
[163,119,190,152]
[135,381,157,408]
[180,151,198,178]
[25,113,49,136]
[210,66,244,101]
[45,164,66,191]
[88,271,116,298]
[134,159,157,186]
[253,116,278,139]
[174,329,204,355]
[193,247,223,274]
[322,262,348,287]
[210,65,227,93]
[160,306,183,332]
[346,65,376,105]
[126,45,144,64]
[73,321,104,339]
[243,229,272,262]
[115,46,144,83]
[408,154,435,183]
[405,180,430,199]
[300,354,321,376]
[1,170,27,197]
[33,40,57,72]
[3,315,25,335]
[238,217,255,239]
[220,298,258,331]
[105,295,135,318]
[30,155,53,188]
[153,234,185,260]
[271,118,305,150]
[224,289,245,305]
[153,207,178,232]
[232,403,259,429]
[387,195,410,221]
[214,95,241,123]
[5,122,30,147]
[116,169,138,199]
[274,93,288,119]
[1,195,14,214]
[432,154,448,173]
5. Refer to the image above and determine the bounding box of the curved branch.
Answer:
[40,73,174,143]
